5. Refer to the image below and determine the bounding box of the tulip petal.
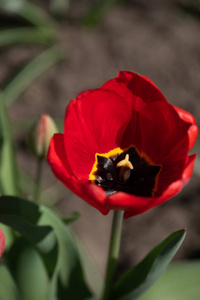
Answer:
[120,110,142,151]
[106,191,159,216]
[101,71,167,111]
[123,181,183,218]
[64,89,132,180]
[137,101,190,164]
[181,154,196,182]
[151,154,196,209]
[47,133,109,215]
[173,105,196,124]
[0,228,5,257]
[123,154,196,219]
[172,105,198,150]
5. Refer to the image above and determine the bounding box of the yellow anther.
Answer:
[117,154,133,170]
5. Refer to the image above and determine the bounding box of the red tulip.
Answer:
[47,71,198,218]
[0,228,5,257]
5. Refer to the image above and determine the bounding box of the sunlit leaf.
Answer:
[139,261,200,300]
[3,46,65,107]
[0,28,55,48]
[73,233,104,299]
[0,95,19,196]
[112,229,186,300]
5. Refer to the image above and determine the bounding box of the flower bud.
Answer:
[28,114,58,159]
[0,228,5,257]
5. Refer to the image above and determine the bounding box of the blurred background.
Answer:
[0,0,200,296]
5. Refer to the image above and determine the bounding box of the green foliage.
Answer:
[139,261,200,300]
[3,46,64,107]
[112,230,186,300]
[0,0,57,29]
[0,0,64,109]
[63,212,81,224]
[74,233,104,299]
[0,195,188,300]
[0,96,19,196]
[0,264,21,300]
[12,243,49,300]
[0,196,93,300]
[0,28,54,48]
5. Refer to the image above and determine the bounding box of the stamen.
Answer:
[91,146,161,197]
[117,154,134,170]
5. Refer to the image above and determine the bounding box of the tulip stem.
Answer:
[102,210,124,300]
[34,157,43,203]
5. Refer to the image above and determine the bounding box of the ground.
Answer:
[1,0,200,275]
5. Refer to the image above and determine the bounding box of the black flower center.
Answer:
[90,147,161,197]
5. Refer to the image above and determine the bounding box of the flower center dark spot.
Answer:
[91,147,161,197]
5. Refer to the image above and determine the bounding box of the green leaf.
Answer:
[0,95,19,196]
[0,0,57,29]
[38,205,93,300]
[0,103,3,152]
[0,196,93,300]
[0,196,51,243]
[15,245,49,300]
[3,46,65,107]
[73,233,104,299]
[0,264,21,300]
[63,211,80,224]
[112,229,186,300]
[139,261,200,300]
[0,28,54,48]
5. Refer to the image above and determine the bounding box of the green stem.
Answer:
[34,157,43,203]
[102,210,124,300]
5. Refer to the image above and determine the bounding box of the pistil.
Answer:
[117,154,133,182]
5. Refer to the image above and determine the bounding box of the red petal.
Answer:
[173,105,196,124]
[120,179,182,218]
[106,192,159,215]
[47,133,109,215]
[172,105,198,150]
[120,111,142,151]
[108,154,196,219]
[187,125,199,150]
[137,101,190,164]
[101,71,167,111]
[123,180,182,218]
[64,89,132,179]
[47,133,74,180]
[181,154,196,182]
[0,228,5,257]
[152,154,196,208]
